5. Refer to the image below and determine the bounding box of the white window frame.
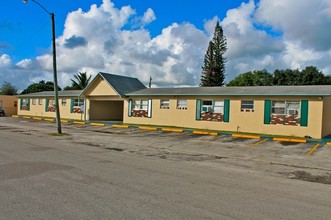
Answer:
[160,99,170,109]
[32,98,37,105]
[133,99,148,110]
[177,99,187,109]
[38,98,42,105]
[202,100,224,114]
[272,101,300,116]
[241,100,254,112]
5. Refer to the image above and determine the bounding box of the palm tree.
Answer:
[65,72,92,90]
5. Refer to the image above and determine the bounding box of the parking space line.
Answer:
[205,135,227,141]
[250,138,268,147]
[306,143,321,156]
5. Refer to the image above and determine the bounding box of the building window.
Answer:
[46,99,56,112]
[71,99,84,113]
[130,99,151,117]
[241,100,254,112]
[202,100,224,114]
[160,99,170,109]
[31,99,36,105]
[271,101,300,115]
[20,98,30,111]
[199,100,225,122]
[133,100,148,110]
[177,99,187,109]
[270,100,300,126]
[38,99,43,105]
[62,99,67,106]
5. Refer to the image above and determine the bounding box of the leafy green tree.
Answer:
[21,80,62,94]
[0,81,18,95]
[64,72,92,90]
[200,21,227,87]
[273,69,300,85]
[227,70,273,86]
[297,66,326,85]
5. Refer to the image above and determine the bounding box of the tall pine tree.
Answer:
[200,21,227,87]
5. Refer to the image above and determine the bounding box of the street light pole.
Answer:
[23,0,62,134]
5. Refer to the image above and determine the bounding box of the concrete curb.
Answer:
[11,115,328,147]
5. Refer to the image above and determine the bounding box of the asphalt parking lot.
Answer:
[1,116,331,220]
[1,116,331,181]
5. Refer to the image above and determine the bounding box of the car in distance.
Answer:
[0,108,5,117]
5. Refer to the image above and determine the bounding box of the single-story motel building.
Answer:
[0,95,18,116]
[17,72,331,139]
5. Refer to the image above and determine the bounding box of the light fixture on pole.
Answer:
[23,0,62,134]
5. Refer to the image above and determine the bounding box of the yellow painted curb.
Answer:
[23,116,31,119]
[90,123,105,127]
[306,144,321,156]
[193,130,218,136]
[32,117,42,120]
[12,115,19,118]
[273,137,307,143]
[326,142,331,146]
[44,118,55,122]
[112,124,129,128]
[139,126,157,131]
[232,133,260,139]
[60,119,69,123]
[73,121,86,125]
[162,128,183,133]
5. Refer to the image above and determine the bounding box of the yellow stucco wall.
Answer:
[84,76,118,96]
[123,96,324,139]
[0,95,18,115]
[18,97,85,120]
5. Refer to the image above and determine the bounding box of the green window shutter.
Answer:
[196,99,201,120]
[148,99,152,118]
[300,100,309,126]
[70,98,74,113]
[128,99,132,117]
[224,100,230,122]
[45,99,49,112]
[264,100,271,124]
[27,99,30,111]
[20,99,23,110]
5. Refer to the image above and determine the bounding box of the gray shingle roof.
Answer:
[126,85,331,97]
[18,90,82,98]
[99,72,146,97]
[81,72,146,97]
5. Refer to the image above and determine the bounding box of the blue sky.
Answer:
[2,0,243,62]
[1,0,331,90]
